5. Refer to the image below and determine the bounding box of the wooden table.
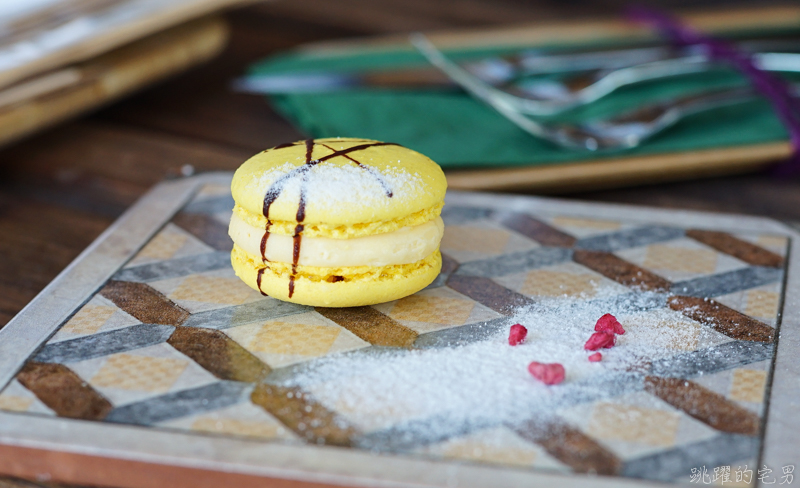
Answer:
[0,1,798,485]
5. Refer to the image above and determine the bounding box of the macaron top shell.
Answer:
[231,138,446,228]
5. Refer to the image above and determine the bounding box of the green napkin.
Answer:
[249,45,796,169]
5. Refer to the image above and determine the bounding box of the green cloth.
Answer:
[249,45,797,169]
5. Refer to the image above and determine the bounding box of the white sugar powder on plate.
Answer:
[280,294,729,437]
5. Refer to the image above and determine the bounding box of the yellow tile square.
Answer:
[389,296,475,325]
[745,290,780,319]
[551,216,621,230]
[137,231,188,260]
[729,369,767,404]
[0,395,32,412]
[588,403,680,447]
[441,226,510,254]
[191,417,280,439]
[441,440,537,467]
[521,270,599,298]
[247,321,341,356]
[757,235,788,248]
[170,275,254,305]
[61,305,116,335]
[643,245,717,273]
[91,354,189,393]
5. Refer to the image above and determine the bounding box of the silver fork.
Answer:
[410,33,781,151]
[415,33,800,117]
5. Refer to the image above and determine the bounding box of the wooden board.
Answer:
[288,5,800,192]
[0,0,254,91]
[0,16,229,149]
[0,173,798,487]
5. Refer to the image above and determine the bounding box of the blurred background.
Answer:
[1,0,800,340]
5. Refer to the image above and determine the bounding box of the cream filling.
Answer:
[229,213,444,267]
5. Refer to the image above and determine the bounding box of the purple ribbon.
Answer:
[627,6,800,176]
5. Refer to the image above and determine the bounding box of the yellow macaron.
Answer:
[229,137,446,307]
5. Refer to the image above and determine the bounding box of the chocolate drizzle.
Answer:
[256,139,398,297]
[260,222,271,262]
[256,268,268,296]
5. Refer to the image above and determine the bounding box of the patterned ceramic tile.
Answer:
[684,359,770,417]
[615,238,749,283]
[224,311,369,368]
[0,379,54,415]
[494,261,630,301]
[373,287,501,335]
[67,343,219,406]
[714,282,782,327]
[729,369,768,404]
[744,290,781,321]
[388,295,475,325]
[137,227,189,261]
[440,220,539,263]
[1,186,792,487]
[736,233,789,257]
[546,216,624,238]
[588,402,681,447]
[90,354,189,393]
[416,426,569,472]
[48,295,141,343]
[159,402,298,441]
[149,268,263,313]
[617,308,732,354]
[644,244,718,274]
[61,305,117,335]
[559,391,719,460]
[126,224,214,268]
[441,224,511,255]
[169,274,254,306]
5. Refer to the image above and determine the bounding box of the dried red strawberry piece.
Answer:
[584,331,616,350]
[508,324,528,346]
[595,313,625,335]
[588,352,603,362]
[527,362,565,385]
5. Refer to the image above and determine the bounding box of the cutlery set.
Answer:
[237,35,800,151]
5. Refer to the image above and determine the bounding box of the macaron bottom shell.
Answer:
[231,246,442,307]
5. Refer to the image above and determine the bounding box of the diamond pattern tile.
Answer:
[0,395,31,412]
[137,228,189,261]
[643,244,718,274]
[744,290,780,320]
[0,186,792,487]
[588,403,680,447]
[729,369,768,404]
[61,305,116,335]
[441,225,511,255]
[388,295,475,325]
[169,275,254,305]
[521,269,600,298]
[90,354,189,393]
[242,321,341,356]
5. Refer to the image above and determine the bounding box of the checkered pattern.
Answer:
[0,186,789,485]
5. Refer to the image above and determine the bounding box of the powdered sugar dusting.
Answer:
[247,162,423,211]
[280,294,730,440]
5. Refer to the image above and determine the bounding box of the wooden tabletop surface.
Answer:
[0,1,798,485]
